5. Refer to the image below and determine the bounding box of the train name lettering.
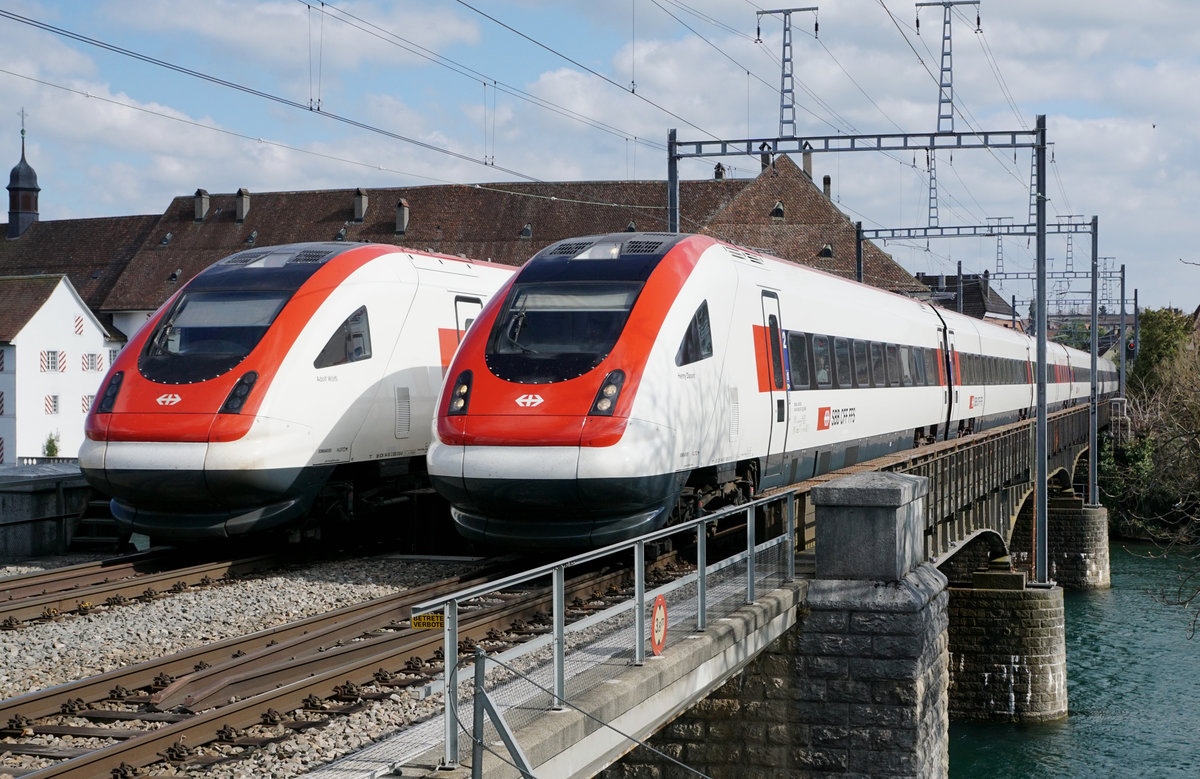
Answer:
[316,375,338,382]
[817,406,856,430]
[677,371,696,380]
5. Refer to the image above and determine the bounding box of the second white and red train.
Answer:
[428,232,1118,550]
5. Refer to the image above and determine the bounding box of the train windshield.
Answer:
[485,281,642,383]
[139,290,290,383]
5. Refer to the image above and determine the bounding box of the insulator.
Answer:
[755,20,761,43]
[814,19,819,38]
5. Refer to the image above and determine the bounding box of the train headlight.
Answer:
[589,370,625,416]
[96,371,124,413]
[219,371,259,414]
[448,370,473,416]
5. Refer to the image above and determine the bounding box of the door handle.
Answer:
[777,399,785,422]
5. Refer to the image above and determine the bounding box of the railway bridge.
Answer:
[314,403,1113,779]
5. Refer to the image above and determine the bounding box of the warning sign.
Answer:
[411,613,444,630]
[650,595,668,656]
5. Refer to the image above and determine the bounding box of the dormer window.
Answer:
[770,201,785,221]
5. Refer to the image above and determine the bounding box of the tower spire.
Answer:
[8,109,40,239]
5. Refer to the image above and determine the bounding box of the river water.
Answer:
[950,540,1200,777]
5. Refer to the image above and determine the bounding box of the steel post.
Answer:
[443,599,460,767]
[634,540,646,665]
[552,565,565,708]
[1089,216,1099,506]
[1035,114,1049,584]
[746,506,756,603]
[667,129,679,233]
[1119,264,1127,398]
[696,523,708,631]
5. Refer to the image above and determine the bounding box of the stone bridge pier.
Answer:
[607,466,1097,777]
[606,472,951,777]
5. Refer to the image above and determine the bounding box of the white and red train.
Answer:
[80,242,514,540]
[428,232,1118,550]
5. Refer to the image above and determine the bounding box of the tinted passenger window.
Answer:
[870,342,885,387]
[788,332,810,389]
[767,315,784,390]
[813,335,832,387]
[853,340,870,386]
[315,306,372,368]
[676,301,713,366]
[885,344,900,386]
[834,338,852,388]
[898,346,914,386]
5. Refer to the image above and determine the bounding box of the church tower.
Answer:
[7,116,40,239]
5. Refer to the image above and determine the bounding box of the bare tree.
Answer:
[1104,307,1200,635]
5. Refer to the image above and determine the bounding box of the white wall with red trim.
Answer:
[5,277,111,462]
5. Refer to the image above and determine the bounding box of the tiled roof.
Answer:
[0,275,62,342]
[702,155,924,292]
[0,214,158,309]
[97,179,755,312]
[8,156,923,316]
[915,272,1016,320]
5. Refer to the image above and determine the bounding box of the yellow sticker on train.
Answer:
[412,613,444,629]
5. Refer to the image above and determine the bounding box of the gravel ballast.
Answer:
[0,553,482,778]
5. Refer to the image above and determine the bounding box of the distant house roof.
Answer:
[100,155,923,313]
[0,215,159,312]
[915,271,1016,321]
[0,275,62,342]
[702,157,922,293]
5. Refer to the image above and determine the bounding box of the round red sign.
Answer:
[650,594,668,656]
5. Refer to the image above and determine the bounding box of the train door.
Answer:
[942,328,960,440]
[759,291,788,482]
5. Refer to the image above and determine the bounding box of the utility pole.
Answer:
[1119,264,1127,398]
[1034,113,1049,584]
[756,7,818,139]
[917,1,980,226]
[1088,216,1099,507]
[1133,290,1140,361]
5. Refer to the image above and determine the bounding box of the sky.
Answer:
[1,0,1196,313]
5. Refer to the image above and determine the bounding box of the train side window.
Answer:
[314,306,372,368]
[788,332,811,389]
[853,340,870,387]
[870,342,885,387]
[898,345,914,386]
[926,348,939,385]
[813,335,832,387]
[834,338,852,388]
[767,315,784,389]
[912,347,927,386]
[675,301,713,366]
[885,344,900,386]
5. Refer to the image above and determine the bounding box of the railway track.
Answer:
[0,556,684,778]
[0,553,283,625]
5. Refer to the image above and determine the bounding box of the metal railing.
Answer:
[410,406,1100,770]
[411,489,800,769]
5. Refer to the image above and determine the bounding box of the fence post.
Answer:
[634,540,646,665]
[745,506,756,603]
[552,566,565,707]
[443,599,459,767]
